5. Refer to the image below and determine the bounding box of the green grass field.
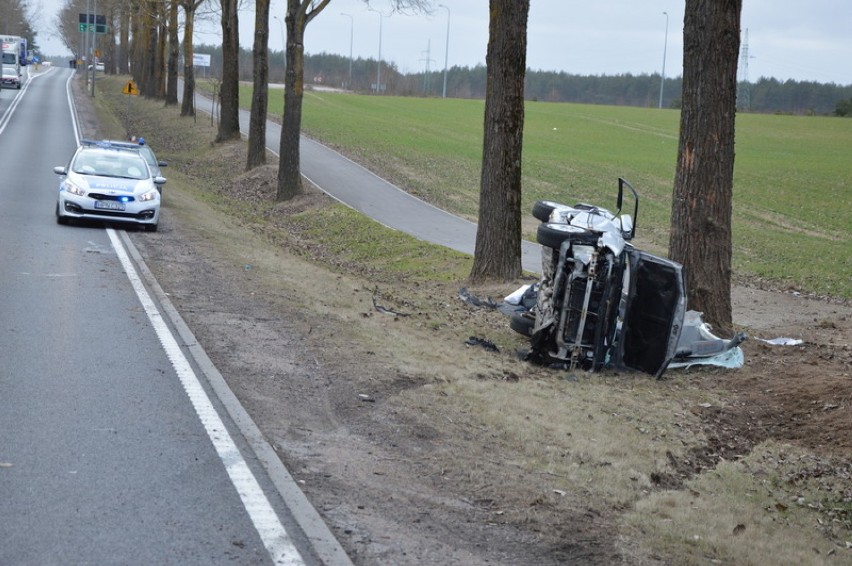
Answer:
[236,85,851,298]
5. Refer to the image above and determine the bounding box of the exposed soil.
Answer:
[71,76,852,564]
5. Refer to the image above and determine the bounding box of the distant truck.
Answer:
[0,34,26,70]
[0,36,21,88]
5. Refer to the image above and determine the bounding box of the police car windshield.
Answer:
[72,150,149,180]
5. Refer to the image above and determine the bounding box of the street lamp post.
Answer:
[659,11,668,109]
[341,13,354,89]
[370,10,383,94]
[273,15,286,80]
[273,15,286,50]
[438,4,450,98]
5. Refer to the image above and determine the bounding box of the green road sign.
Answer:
[78,23,108,33]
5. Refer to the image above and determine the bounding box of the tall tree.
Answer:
[669,0,742,331]
[179,0,205,116]
[165,0,180,105]
[137,2,156,95]
[469,0,529,281]
[216,0,241,141]
[154,0,167,98]
[118,1,130,74]
[276,0,429,202]
[246,0,271,169]
[0,0,36,45]
[275,0,329,200]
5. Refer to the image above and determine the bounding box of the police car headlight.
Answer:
[63,180,86,196]
[139,189,159,202]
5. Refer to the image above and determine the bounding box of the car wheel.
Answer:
[509,312,536,337]
[532,200,564,223]
[144,223,158,232]
[536,222,598,248]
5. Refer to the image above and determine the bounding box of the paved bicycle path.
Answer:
[191,90,542,274]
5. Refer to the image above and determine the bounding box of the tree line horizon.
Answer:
[181,44,852,116]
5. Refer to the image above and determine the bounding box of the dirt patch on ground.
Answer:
[73,76,852,564]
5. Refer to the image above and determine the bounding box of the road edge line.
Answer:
[117,229,353,566]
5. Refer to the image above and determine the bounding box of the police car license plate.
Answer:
[94,201,126,211]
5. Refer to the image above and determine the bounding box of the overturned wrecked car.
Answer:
[511,178,744,378]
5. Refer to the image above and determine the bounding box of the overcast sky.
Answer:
[36,0,852,85]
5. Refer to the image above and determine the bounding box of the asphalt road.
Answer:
[0,68,341,565]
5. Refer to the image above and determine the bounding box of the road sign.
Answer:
[79,13,108,33]
[79,23,108,33]
[122,80,139,95]
[79,13,106,24]
[193,53,211,67]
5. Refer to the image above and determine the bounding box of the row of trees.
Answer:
[0,0,37,50]
[45,0,744,329]
[295,54,852,115]
[177,46,852,115]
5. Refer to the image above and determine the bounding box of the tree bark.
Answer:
[669,0,742,332]
[216,0,242,142]
[119,5,130,74]
[469,0,529,282]
[180,1,197,117]
[276,1,306,200]
[165,0,179,105]
[129,2,141,80]
[276,0,329,200]
[141,0,157,97]
[246,0,271,170]
[155,2,167,98]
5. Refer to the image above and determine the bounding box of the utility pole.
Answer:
[421,39,434,94]
[658,11,668,109]
[341,13,353,89]
[439,4,450,98]
[738,28,752,111]
[368,9,383,94]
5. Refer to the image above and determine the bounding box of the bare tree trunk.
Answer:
[129,2,141,79]
[106,7,117,74]
[669,0,742,332]
[165,0,179,105]
[216,0,241,142]
[469,0,529,282]
[276,1,307,200]
[118,6,130,74]
[155,3,167,98]
[180,2,197,116]
[140,1,157,97]
[246,0,270,169]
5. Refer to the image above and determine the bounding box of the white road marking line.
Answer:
[106,228,304,566]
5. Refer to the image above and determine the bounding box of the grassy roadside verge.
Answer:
[224,81,851,299]
[93,75,851,563]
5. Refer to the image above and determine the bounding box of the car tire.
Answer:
[144,223,158,232]
[532,200,564,223]
[536,222,598,248]
[509,312,536,337]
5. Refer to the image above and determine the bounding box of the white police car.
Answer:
[53,140,164,231]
